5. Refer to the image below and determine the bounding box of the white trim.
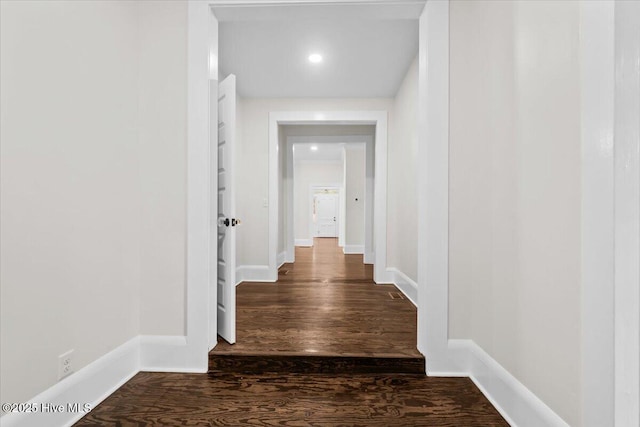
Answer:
[375,269,394,285]
[0,338,140,427]
[206,4,220,351]
[277,251,286,268]
[342,245,364,255]
[614,2,640,424]
[387,267,417,306]
[139,336,203,373]
[285,133,296,263]
[363,134,375,264]
[187,0,214,366]
[340,148,346,248]
[448,340,570,427]
[235,265,274,283]
[417,0,451,370]
[295,238,313,247]
[580,2,615,425]
[269,111,388,284]
[268,113,280,282]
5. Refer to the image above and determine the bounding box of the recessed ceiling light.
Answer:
[308,53,323,64]
[310,146,319,151]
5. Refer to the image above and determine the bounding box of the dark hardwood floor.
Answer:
[74,238,508,426]
[75,371,509,426]
[211,238,421,361]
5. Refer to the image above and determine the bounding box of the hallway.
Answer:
[211,238,420,359]
[74,238,509,426]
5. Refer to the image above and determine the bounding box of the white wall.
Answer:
[236,99,392,267]
[344,146,366,248]
[293,162,343,242]
[387,56,418,281]
[0,0,189,407]
[138,1,187,336]
[449,1,582,425]
[0,0,141,406]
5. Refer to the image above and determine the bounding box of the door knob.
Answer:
[218,218,241,227]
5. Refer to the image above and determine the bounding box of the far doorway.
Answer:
[284,129,375,269]
[312,188,340,238]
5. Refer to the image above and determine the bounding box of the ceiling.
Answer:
[293,143,344,162]
[218,17,419,98]
[287,124,373,162]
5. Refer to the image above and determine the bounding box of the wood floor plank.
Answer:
[74,372,509,426]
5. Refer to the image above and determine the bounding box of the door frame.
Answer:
[269,111,390,284]
[309,186,341,239]
[183,0,437,371]
[286,135,373,263]
[580,1,640,424]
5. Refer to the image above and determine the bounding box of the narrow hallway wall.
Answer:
[388,56,418,281]
[449,1,582,424]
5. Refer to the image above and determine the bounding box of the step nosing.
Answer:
[208,353,426,375]
[210,354,424,359]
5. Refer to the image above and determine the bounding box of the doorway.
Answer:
[272,116,387,283]
[286,133,374,264]
[184,0,438,373]
[312,189,339,238]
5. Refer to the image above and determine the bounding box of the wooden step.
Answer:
[208,353,425,375]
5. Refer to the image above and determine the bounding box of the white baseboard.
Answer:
[295,238,313,247]
[277,251,286,268]
[448,339,570,427]
[343,244,364,254]
[386,268,417,306]
[0,337,140,427]
[0,334,211,427]
[235,265,273,284]
[285,250,294,263]
[139,335,204,373]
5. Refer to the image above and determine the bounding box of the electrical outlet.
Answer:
[58,350,74,380]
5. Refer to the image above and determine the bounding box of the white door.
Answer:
[315,193,338,237]
[217,74,237,344]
